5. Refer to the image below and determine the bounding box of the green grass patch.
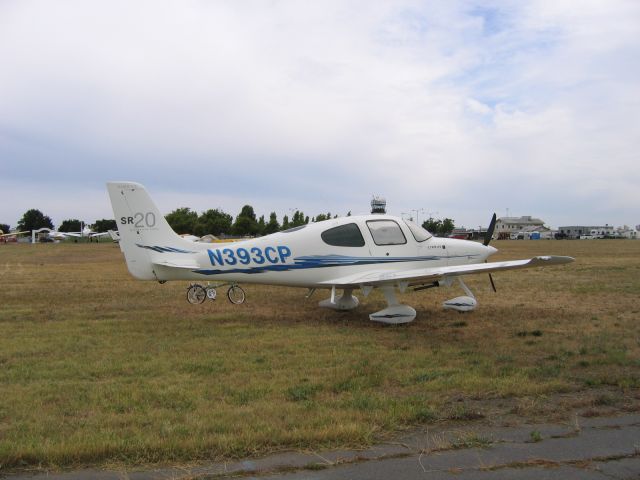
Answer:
[529,430,542,442]
[0,241,639,470]
[450,432,493,449]
[286,383,323,402]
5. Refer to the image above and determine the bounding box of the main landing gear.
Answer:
[316,276,481,324]
[317,286,360,311]
[186,283,246,305]
[317,284,415,324]
[368,286,416,324]
[441,277,478,312]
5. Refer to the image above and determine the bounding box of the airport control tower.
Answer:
[371,196,386,214]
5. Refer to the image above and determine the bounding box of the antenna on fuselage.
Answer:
[371,196,386,214]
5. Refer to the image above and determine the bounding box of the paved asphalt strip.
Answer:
[4,414,640,480]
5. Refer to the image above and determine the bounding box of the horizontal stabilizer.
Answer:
[152,260,200,270]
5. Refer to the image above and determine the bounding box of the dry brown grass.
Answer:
[0,240,638,471]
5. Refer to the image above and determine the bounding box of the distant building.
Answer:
[449,228,473,240]
[448,227,487,241]
[514,225,554,240]
[496,216,545,240]
[558,225,614,239]
[615,226,638,239]
[371,196,386,214]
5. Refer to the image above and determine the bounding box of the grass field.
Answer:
[1,240,639,471]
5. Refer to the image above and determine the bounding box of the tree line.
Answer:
[4,207,455,238]
[422,217,455,237]
[165,205,345,237]
[2,206,345,238]
[2,209,117,234]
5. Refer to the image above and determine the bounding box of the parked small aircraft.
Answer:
[59,225,110,240]
[0,230,29,241]
[107,182,573,324]
[38,226,110,241]
[107,230,121,243]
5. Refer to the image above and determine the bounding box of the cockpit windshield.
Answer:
[404,220,432,242]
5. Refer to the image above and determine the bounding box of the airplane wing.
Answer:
[0,230,29,238]
[319,256,574,288]
[89,232,110,238]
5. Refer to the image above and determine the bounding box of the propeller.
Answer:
[484,213,497,292]
[484,213,497,246]
[488,271,497,292]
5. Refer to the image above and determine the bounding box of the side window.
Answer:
[404,220,432,242]
[321,223,365,247]
[367,220,407,245]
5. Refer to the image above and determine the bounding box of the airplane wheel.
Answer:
[227,285,246,304]
[187,284,206,304]
[205,286,217,301]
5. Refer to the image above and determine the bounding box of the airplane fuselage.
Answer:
[132,214,495,288]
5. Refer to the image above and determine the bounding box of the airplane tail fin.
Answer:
[106,181,196,280]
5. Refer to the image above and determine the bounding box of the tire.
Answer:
[227,285,246,304]
[187,284,206,304]
[205,286,217,301]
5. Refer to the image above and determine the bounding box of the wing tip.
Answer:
[536,255,575,264]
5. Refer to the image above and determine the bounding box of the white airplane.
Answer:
[34,226,112,242]
[46,230,74,241]
[0,230,29,240]
[107,182,574,324]
[180,233,203,242]
[60,225,110,240]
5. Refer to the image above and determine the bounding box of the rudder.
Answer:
[106,181,194,280]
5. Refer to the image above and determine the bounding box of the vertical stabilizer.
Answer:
[106,181,194,280]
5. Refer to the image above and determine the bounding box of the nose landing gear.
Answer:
[443,277,477,312]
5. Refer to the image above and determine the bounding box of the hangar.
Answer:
[495,216,545,240]
[559,225,614,239]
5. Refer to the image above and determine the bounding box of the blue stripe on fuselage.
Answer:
[192,254,477,276]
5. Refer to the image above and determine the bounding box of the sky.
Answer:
[1,0,638,230]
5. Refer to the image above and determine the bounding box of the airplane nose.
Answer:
[485,245,498,257]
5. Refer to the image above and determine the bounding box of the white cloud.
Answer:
[0,0,638,228]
